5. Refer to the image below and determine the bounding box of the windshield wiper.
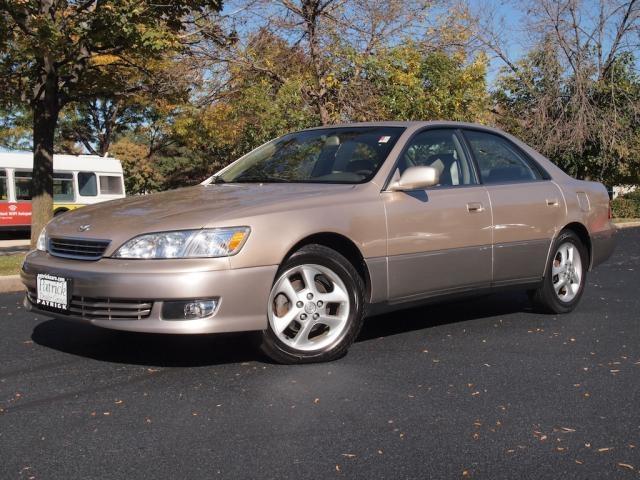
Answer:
[233,176,290,183]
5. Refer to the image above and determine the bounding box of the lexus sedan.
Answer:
[22,122,616,363]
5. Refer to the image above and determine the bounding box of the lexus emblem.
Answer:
[78,224,91,232]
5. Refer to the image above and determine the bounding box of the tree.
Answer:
[474,0,640,184]
[145,5,489,188]
[0,0,223,245]
[212,0,433,124]
[363,45,489,122]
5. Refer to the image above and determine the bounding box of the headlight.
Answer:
[113,227,250,259]
[36,228,47,252]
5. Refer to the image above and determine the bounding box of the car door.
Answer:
[462,129,564,285]
[383,128,493,301]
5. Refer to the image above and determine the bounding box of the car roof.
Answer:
[303,121,501,131]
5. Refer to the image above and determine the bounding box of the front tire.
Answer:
[531,230,587,314]
[259,244,365,364]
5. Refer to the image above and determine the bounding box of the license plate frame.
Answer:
[36,274,72,312]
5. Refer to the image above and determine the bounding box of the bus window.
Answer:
[0,170,7,200]
[99,175,124,195]
[14,170,32,200]
[78,172,97,196]
[54,172,74,202]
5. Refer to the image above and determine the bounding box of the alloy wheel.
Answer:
[268,264,351,351]
[551,242,583,302]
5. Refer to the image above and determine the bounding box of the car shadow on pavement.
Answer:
[31,320,265,367]
[358,291,533,342]
[31,291,533,367]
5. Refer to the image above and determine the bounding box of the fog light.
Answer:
[162,299,218,320]
[184,301,216,318]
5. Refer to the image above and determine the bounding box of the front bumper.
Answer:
[21,251,277,334]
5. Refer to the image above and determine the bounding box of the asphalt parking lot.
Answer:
[1,228,639,479]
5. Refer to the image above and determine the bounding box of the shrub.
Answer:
[611,197,640,218]
[622,188,640,201]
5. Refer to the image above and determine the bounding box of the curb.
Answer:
[614,221,640,229]
[0,275,25,293]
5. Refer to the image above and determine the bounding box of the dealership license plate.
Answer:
[36,274,70,311]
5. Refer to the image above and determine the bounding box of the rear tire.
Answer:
[259,244,365,364]
[531,230,587,314]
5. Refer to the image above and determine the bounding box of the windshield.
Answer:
[217,127,405,184]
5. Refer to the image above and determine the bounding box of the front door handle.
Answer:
[467,202,484,213]
[546,198,559,206]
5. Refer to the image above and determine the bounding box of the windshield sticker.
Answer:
[378,136,391,143]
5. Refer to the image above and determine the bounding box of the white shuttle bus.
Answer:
[0,152,126,229]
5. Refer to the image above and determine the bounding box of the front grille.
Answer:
[49,237,110,260]
[27,289,152,320]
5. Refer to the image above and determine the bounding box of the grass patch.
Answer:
[0,254,25,276]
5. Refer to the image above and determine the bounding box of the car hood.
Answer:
[46,183,357,247]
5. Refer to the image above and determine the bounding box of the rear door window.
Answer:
[78,172,97,196]
[14,170,32,200]
[0,170,7,200]
[464,130,542,184]
[53,172,74,202]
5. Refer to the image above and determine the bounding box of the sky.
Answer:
[467,0,527,84]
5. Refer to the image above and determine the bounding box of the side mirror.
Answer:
[388,166,439,191]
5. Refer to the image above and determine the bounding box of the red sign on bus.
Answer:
[0,202,32,227]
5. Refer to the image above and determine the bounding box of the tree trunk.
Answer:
[316,97,330,125]
[30,97,59,247]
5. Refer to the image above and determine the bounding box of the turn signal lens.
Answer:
[228,231,247,252]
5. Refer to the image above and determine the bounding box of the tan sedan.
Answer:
[22,122,616,363]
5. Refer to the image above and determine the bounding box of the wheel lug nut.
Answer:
[296,301,303,308]
[313,313,319,320]
[317,300,323,307]
[306,293,313,300]
[300,313,307,320]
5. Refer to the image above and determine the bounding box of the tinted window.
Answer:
[53,172,74,202]
[399,129,476,186]
[464,130,541,184]
[78,172,97,196]
[14,170,32,200]
[219,127,405,184]
[0,170,7,200]
[99,175,123,195]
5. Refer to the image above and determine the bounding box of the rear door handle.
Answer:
[467,202,484,213]
[546,198,559,206]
